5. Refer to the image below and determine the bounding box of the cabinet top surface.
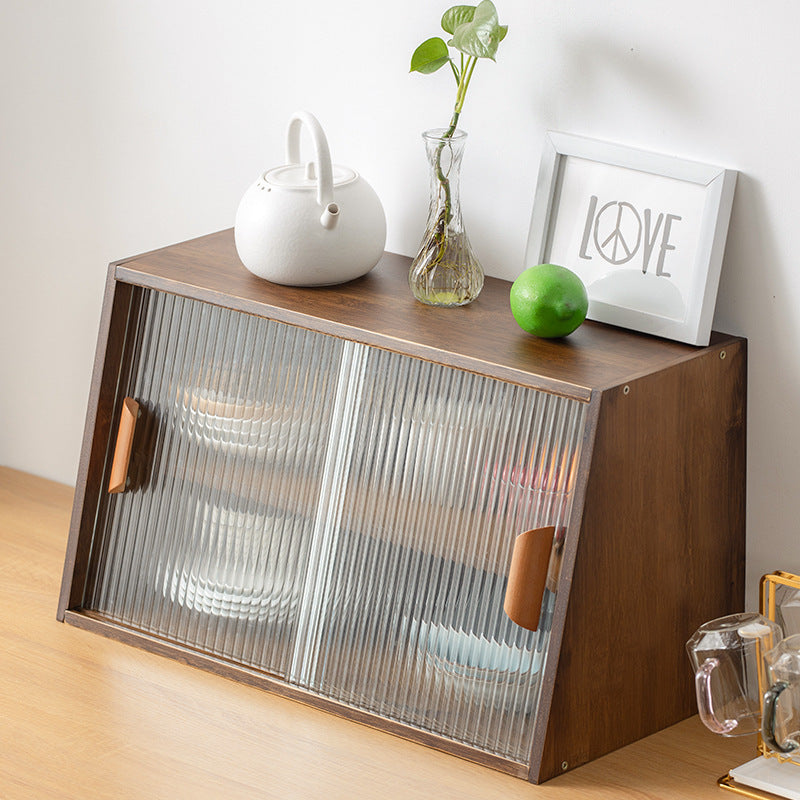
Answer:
[113,229,742,400]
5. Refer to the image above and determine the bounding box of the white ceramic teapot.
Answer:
[234,111,386,286]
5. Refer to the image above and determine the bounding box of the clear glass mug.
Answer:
[686,612,782,736]
[762,633,800,756]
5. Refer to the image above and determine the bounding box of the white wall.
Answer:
[2,0,798,603]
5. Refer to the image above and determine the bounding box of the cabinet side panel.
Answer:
[58,273,137,618]
[537,339,746,781]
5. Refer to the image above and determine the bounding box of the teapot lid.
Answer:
[264,162,358,190]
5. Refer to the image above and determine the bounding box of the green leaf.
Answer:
[448,0,506,60]
[410,37,450,74]
[441,5,475,35]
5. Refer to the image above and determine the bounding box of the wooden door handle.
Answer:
[108,397,140,493]
[504,525,555,631]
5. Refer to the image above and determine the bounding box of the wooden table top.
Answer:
[0,465,754,799]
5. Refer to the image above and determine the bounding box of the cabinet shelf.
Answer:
[59,229,746,783]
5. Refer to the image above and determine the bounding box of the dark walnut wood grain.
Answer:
[59,230,747,785]
[535,340,746,781]
[58,278,139,619]
[113,229,738,401]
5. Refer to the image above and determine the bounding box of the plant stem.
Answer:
[436,54,476,211]
[422,55,477,275]
[435,56,476,224]
[449,59,460,83]
[455,56,477,113]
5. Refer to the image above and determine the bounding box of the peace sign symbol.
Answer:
[593,201,642,265]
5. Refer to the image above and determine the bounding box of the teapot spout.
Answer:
[320,202,340,231]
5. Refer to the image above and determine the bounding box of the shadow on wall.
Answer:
[715,173,800,605]
[531,35,703,126]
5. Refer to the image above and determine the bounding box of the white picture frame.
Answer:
[525,132,737,346]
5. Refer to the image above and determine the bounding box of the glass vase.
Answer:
[409,128,484,307]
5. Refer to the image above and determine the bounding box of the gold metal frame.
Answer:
[762,572,800,629]
[758,572,800,765]
[719,571,800,797]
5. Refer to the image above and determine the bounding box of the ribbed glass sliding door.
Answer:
[296,346,586,763]
[86,288,345,678]
[84,287,586,766]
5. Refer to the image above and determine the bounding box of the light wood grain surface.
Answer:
[0,466,753,799]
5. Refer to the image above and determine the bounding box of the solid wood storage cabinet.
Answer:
[59,230,746,783]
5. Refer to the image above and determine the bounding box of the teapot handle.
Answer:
[285,111,335,209]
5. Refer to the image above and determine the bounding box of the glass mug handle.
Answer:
[695,658,739,735]
[762,681,799,754]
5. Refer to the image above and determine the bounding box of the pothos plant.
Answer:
[409,1,507,300]
[411,1,507,136]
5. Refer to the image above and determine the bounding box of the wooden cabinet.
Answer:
[58,230,746,783]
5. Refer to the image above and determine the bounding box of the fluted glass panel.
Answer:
[297,347,586,764]
[84,287,586,766]
[86,289,344,678]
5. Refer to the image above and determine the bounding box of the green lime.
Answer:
[510,264,588,338]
